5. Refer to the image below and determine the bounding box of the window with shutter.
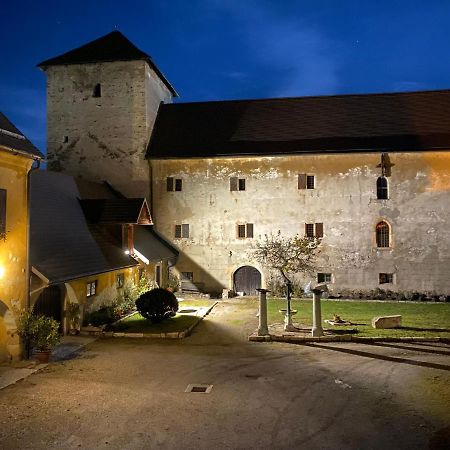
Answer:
[238,179,246,191]
[167,177,174,192]
[182,224,190,238]
[0,189,6,238]
[175,179,183,191]
[298,174,307,189]
[246,223,254,238]
[230,177,238,191]
[306,175,315,189]
[315,223,323,238]
[175,225,182,238]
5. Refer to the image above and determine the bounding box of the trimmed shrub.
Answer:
[135,288,179,323]
[83,306,119,327]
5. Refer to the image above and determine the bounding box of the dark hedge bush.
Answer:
[135,288,179,323]
[83,306,119,327]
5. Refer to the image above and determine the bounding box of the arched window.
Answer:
[377,176,388,199]
[376,221,390,248]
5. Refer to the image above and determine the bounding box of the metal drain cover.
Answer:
[185,384,213,393]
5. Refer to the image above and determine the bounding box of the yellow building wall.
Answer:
[0,149,33,362]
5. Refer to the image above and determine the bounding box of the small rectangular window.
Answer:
[116,273,125,288]
[93,83,101,98]
[0,189,6,238]
[317,273,332,283]
[306,175,315,189]
[175,224,189,238]
[230,177,246,191]
[305,223,314,238]
[379,273,394,284]
[237,223,253,238]
[305,223,323,238]
[86,280,97,297]
[181,272,193,281]
[63,136,68,143]
[298,174,315,190]
[167,177,182,191]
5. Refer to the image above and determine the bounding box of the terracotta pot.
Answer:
[35,350,51,364]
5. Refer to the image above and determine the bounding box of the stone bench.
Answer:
[372,315,402,329]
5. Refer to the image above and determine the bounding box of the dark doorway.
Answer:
[33,285,64,332]
[233,266,261,296]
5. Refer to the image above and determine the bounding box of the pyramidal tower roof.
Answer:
[37,31,177,96]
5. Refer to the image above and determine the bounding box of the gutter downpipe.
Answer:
[24,158,41,359]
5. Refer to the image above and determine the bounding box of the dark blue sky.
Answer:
[2,0,450,153]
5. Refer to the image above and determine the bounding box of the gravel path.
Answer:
[0,300,449,449]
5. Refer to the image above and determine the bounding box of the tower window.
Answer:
[377,177,389,199]
[63,136,68,143]
[93,83,102,98]
[167,177,182,192]
[376,221,390,248]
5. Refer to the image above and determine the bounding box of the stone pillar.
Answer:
[312,291,324,337]
[257,289,269,336]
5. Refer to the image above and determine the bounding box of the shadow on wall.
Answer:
[174,251,225,297]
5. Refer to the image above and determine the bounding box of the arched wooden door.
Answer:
[234,266,261,296]
[33,285,64,332]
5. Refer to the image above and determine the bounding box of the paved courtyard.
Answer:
[0,299,449,449]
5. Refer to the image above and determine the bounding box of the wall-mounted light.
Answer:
[124,250,130,255]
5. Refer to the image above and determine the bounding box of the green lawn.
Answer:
[112,299,215,334]
[267,298,450,338]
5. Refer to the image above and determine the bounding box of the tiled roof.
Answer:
[30,171,138,284]
[0,112,44,159]
[147,89,450,158]
[37,31,177,96]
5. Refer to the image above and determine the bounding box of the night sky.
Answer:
[2,0,450,153]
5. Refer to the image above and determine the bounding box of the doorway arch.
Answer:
[233,266,261,296]
[33,285,64,332]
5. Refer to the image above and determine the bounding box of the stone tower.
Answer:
[38,31,177,198]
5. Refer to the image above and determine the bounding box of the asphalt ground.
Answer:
[0,299,449,450]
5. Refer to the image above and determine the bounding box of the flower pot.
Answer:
[35,350,51,364]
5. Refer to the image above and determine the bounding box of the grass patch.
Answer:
[112,299,215,334]
[267,298,450,338]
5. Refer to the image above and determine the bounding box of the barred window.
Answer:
[298,174,315,189]
[237,223,254,238]
[376,221,390,247]
[230,177,246,191]
[305,223,323,238]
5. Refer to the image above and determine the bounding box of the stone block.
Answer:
[371,315,402,329]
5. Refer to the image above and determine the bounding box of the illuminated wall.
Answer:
[0,149,33,362]
[150,151,450,295]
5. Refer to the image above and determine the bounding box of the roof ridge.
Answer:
[167,88,450,107]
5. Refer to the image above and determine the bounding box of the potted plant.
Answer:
[66,302,80,335]
[31,315,60,363]
[16,309,61,363]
